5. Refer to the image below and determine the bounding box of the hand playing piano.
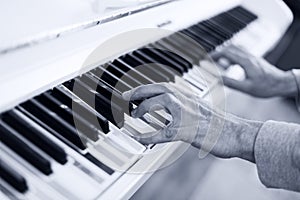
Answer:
[212,45,298,98]
[123,83,262,162]
[122,83,203,144]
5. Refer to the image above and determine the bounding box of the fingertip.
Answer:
[221,76,239,88]
[129,134,140,141]
[131,133,154,145]
[209,50,222,60]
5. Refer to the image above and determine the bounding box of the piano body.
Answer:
[0,0,293,199]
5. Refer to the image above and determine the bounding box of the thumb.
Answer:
[222,76,251,93]
[131,129,176,145]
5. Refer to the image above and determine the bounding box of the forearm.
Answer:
[190,110,263,162]
[221,114,263,162]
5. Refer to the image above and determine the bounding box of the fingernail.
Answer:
[122,91,131,101]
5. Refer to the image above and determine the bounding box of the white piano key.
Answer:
[183,73,206,92]
[124,115,157,135]
[0,146,68,200]
[109,126,146,154]
[190,66,216,84]
[49,163,103,200]
[0,189,11,200]
[86,134,143,172]
[14,106,117,190]
[174,76,203,96]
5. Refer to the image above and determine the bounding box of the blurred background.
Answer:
[131,1,300,199]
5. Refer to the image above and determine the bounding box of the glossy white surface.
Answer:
[0,0,172,51]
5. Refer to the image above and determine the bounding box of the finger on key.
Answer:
[122,83,173,101]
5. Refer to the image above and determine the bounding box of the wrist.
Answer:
[232,117,263,162]
[208,113,263,162]
[279,71,298,97]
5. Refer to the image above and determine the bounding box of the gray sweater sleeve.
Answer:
[292,69,300,112]
[254,120,300,192]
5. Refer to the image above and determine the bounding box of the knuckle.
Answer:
[137,101,149,113]
[132,87,142,97]
[160,82,169,88]
[162,93,173,102]
[164,129,174,138]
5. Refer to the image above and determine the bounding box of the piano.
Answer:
[0,0,293,199]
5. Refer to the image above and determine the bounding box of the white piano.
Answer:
[0,0,293,199]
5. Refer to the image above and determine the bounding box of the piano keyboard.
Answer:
[1,6,258,200]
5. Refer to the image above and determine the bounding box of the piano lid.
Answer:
[0,0,173,54]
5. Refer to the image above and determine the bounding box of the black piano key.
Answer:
[189,24,222,45]
[122,54,170,83]
[112,59,153,84]
[161,37,200,63]
[229,7,257,25]
[84,73,134,115]
[170,32,207,53]
[0,121,53,175]
[2,110,68,164]
[117,58,157,84]
[236,7,257,21]
[19,99,87,150]
[0,161,28,193]
[139,47,186,74]
[195,23,228,42]
[215,13,241,30]
[187,27,218,50]
[202,20,233,39]
[162,33,199,63]
[36,93,99,142]
[75,76,125,112]
[207,18,234,37]
[199,21,231,41]
[132,53,173,82]
[179,29,213,52]
[212,14,241,33]
[148,44,192,71]
[190,25,223,45]
[88,72,123,95]
[64,79,124,128]
[222,12,247,28]
[52,87,110,134]
[217,12,243,27]
[80,74,117,99]
[157,37,201,66]
[84,153,114,175]
[92,67,132,92]
[79,74,133,114]
[225,11,249,27]
[106,63,142,87]
[229,9,252,24]
[131,50,176,82]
